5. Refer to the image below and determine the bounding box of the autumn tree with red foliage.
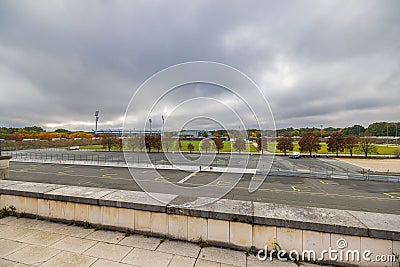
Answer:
[214,138,224,154]
[277,133,294,155]
[344,135,359,157]
[327,132,346,156]
[299,132,321,156]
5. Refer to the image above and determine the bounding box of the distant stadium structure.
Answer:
[93,129,161,137]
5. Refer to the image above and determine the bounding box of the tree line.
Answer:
[277,132,377,157]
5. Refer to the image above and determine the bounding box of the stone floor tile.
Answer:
[0,226,37,241]
[119,234,160,250]
[246,255,297,266]
[18,230,65,246]
[4,244,60,265]
[91,259,136,267]
[58,225,95,238]
[85,229,125,243]
[84,242,132,262]
[0,239,28,257]
[0,216,18,224]
[6,218,41,228]
[0,258,19,267]
[39,251,97,267]
[50,236,97,254]
[122,248,173,267]
[168,255,196,267]
[0,224,13,233]
[28,220,67,233]
[194,259,220,267]
[198,247,246,267]
[157,240,200,258]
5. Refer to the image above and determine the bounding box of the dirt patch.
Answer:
[337,158,400,172]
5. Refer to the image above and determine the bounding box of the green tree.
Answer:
[342,125,365,136]
[55,128,70,134]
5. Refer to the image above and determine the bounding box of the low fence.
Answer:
[4,151,400,182]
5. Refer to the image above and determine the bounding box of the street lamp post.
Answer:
[320,125,323,143]
[387,125,389,147]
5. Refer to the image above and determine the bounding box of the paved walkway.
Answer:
[0,216,323,267]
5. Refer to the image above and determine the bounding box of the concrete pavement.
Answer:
[0,216,323,267]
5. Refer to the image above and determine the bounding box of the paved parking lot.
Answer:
[6,150,363,174]
[9,162,400,215]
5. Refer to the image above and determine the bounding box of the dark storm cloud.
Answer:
[0,0,399,131]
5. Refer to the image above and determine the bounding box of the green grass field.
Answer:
[81,141,399,155]
[271,142,400,155]
[180,141,258,153]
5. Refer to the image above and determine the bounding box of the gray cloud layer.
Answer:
[0,0,399,131]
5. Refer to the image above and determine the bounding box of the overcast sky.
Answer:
[0,0,399,131]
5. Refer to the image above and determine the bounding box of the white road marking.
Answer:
[177,167,208,184]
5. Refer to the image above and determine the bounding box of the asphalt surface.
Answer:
[7,149,363,173]
[8,162,400,215]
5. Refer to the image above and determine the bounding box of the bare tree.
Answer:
[358,136,376,157]
[175,138,182,152]
[125,137,135,151]
[327,132,346,156]
[135,134,145,152]
[200,138,211,153]
[161,136,174,152]
[299,132,321,156]
[344,135,359,157]
[277,133,294,156]
[233,138,246,154]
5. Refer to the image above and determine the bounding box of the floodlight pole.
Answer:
[94,111,99,133]
[149,118,152,135]
[161,115,165,136]
[0,139,2,156]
